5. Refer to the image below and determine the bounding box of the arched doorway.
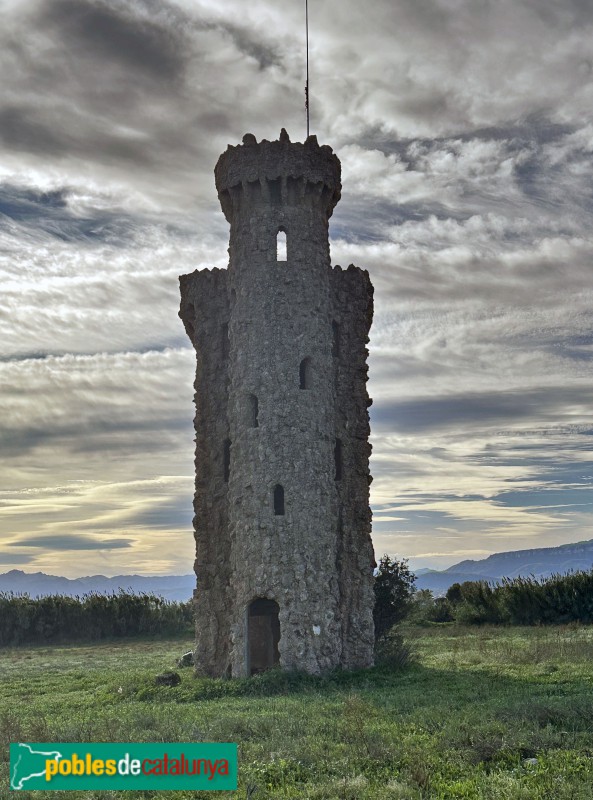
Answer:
[247,598,280,675]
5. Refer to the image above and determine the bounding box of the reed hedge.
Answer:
[0,591,194,646]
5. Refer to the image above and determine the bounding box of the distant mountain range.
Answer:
[0,570,195,602]
[416,539,593,596]
[3,538,593,601]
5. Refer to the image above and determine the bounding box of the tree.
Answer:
[373,554,416,641]
[445,582,463,606]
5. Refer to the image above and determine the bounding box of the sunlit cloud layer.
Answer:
[0,0,591,576]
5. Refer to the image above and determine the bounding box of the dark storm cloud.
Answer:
[467,446,593,473]
[0,103,156,167]
[8,534,133,550]
[39,0,186,82]
[0,106,162,167]
[0,0,293,189]
[0,185,67,216]
[371,386,593,434]
[0,107,72,158]
[0,416,191,459]
[127,496,193,529]
[0,0,206,184]
[69,418,192,455]
[0,183,139,243]
[207,20,282,70]
[0,429,50,459]
[359,116,576,158]
[0,553,37,565]
[493,487,593,510]
[524,0,593,26]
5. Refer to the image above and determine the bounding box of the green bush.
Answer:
[0,591,194,647]
[373,554,416,640]
[407,590,454,624]
[451,581,503,625]
[445,570,593,626]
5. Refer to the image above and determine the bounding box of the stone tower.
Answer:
[179,130,375,677]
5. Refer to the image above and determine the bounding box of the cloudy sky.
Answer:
[1,0,592,578]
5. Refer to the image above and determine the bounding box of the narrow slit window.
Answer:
[334,439,343,481]
[273,484,285,516]
[277,229,287,261]
[221,323,229,359]
[223,439,231,483]
[249,394,259,428]
[332,320,340,358]
[299,357,312,389]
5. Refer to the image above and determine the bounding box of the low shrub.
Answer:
[0,591,193,646]
[445,569,593,626]
[374,627,415,671]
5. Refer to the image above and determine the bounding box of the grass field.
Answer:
[2,624,593,799]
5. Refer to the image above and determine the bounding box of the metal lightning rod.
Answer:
[305,0,310,137]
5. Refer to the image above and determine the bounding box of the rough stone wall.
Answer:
[179,268,230,676]
[330,265,375,670]
[179,132,375,677]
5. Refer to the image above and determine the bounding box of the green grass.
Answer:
[2,625,593,798]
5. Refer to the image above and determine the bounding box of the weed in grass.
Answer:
[336,773,369,800]
[374,627,415,671]
[384,777,422,799]
[408,759,432,792]
[0,709,23,748]
[340,694,376,752]
[498,696,593,733]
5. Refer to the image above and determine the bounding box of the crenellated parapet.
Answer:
[215,130,341,222]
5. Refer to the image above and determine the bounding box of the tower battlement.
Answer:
[215,130,341,221]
